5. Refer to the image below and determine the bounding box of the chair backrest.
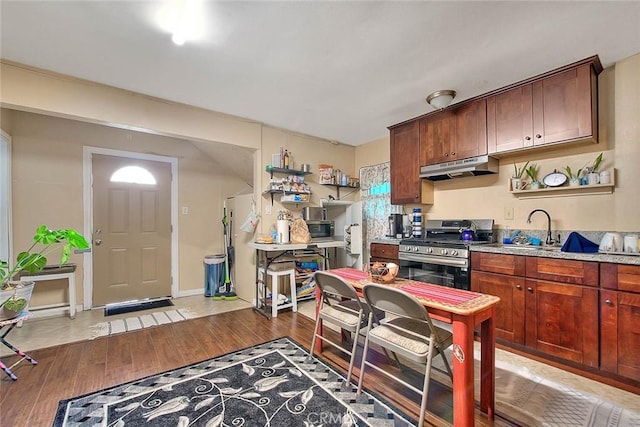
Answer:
[362,283,442,337]
[314,271,361,302]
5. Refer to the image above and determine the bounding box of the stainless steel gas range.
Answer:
[398,219,495,290]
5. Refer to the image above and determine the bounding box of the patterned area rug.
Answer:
[54,337,414,426]
[89,309,196,339]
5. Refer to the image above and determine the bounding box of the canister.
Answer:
[412,208,422,238]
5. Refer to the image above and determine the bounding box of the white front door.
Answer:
[92,154,172,306]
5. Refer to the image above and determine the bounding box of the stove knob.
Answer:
[426,247,433,254]
[441,249,448,255]
[451,250,458,256]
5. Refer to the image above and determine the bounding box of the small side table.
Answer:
[0,311,38,380]
[21,263,77,319]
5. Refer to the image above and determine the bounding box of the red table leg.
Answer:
[480,308,496,419]
[452,314,475,427]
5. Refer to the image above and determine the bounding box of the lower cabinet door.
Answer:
[525,279,599,367]
[471,270,525,344]
[601,289,640,381]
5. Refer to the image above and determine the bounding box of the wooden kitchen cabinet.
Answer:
[487,57,602,154]
[471,252,599,367]
[472,270,525,344]
[389,120,433,205]
[370,242,399,264]
[524,278,599,367]
[419,99,487,166]
[471,253,526,343]
[526,256,599,287]
[600,263,640,381]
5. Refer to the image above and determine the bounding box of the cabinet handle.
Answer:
[527,287,533,292]
[451,152,456,156]
[516,284,522,290]
[535,134,542,139]
[525,136,531,141]
[444,153,449,157]
[605,299,613,306]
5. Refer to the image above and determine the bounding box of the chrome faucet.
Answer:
[527,209,554,246]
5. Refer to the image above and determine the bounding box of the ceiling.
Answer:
[1,1,639,150]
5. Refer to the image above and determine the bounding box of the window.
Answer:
[110,166,157,185]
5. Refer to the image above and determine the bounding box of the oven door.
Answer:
[398,253,470,290]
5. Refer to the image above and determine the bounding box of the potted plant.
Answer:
[585,152,603,185]
[511,161,529,191]
[0,225,89,320]
[564,165,583,186]
[525,164,540,189]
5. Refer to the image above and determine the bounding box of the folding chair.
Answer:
[357,284,453,427]
[309,271,372,386]
[0,311,38,380]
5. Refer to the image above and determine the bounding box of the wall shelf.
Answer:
[320,183,360,200]
[262,189,310,205]
[266,167,311,179]
[510,181,615,199]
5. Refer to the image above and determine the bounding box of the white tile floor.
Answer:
[1,295,252,357]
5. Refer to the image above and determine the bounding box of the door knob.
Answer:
[535,134,542,139]
[95,239,102,246]
[605,299,613,306]
[527,287,533,292]
[516,284,522,290]
[525,136,531,141]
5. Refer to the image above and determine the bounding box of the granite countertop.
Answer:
[470,244,640,266]
[371,237,402,245]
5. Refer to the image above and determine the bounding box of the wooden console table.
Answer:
[20,264,77,319]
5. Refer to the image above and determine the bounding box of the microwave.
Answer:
[305,220,335,239]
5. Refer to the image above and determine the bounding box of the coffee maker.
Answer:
[388,214,404,238]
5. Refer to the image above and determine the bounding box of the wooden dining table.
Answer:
[318,268,500,427]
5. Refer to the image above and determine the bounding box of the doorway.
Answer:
[85,148,177,308]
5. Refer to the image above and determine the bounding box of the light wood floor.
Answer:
[1,308,508,427]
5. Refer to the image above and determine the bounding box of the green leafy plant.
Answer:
[513,161,530,179]
[588,152,604,173]
[525,164,539,182]
[564,165,583,179]
[1,225,89,289]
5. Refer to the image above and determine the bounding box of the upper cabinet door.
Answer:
[453,99,488,160]
[419,99,487,167]
[487,85,534,153]
[419,110,455,166]
[488,61,598,155]
[532,64,595,146]
[390,120,422,204]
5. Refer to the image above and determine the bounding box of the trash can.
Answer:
[204,254,226,297]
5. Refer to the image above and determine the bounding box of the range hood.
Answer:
[420,155,499,181]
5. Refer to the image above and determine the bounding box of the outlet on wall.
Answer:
[504,206,514,220]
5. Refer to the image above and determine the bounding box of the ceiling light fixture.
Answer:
[159,0,203,46]
[426,90,457,110]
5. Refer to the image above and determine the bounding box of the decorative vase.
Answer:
[569,177,581,186]
[587,172,600,185]
[0,281,35,320]
[529,181,541,190]
[511,178,523,191]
